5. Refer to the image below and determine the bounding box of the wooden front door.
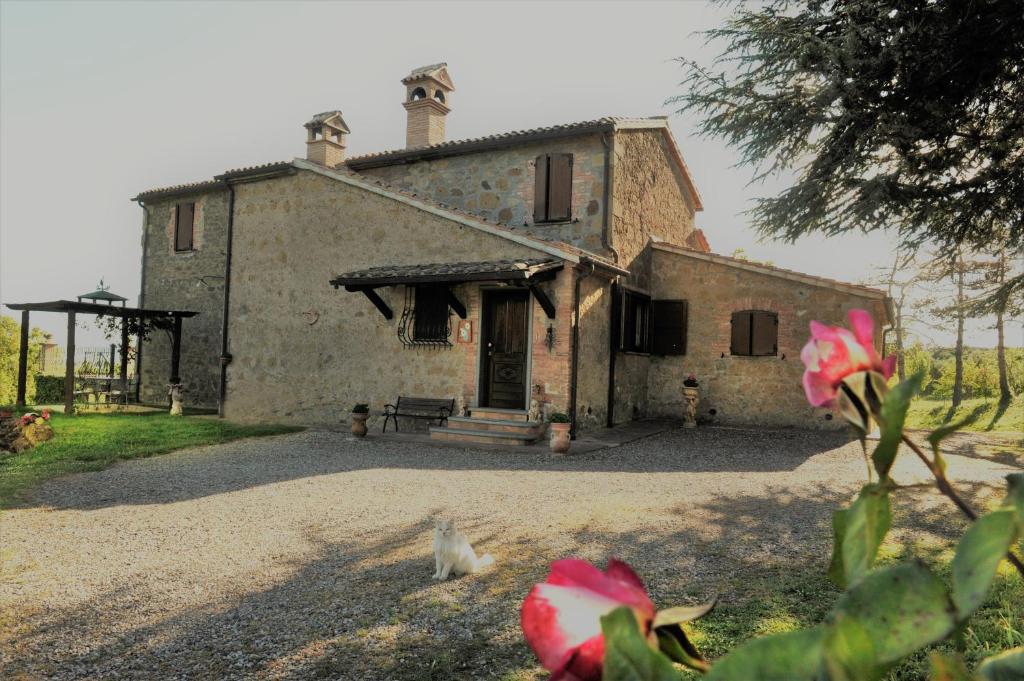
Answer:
[480,289,529,409]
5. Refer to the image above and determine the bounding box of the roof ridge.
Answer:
[650,239,887,298]
[344,116,661,164]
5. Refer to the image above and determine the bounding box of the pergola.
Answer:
[5,300,198,414]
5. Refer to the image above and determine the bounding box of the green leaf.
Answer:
[951,509,1019,620]
[652,598,717,629]
[928,652,975,681]
[829,508,850,587]
[1004,474,1024,525]
[656,627,707,673]
[831,561,956,666]
[703,627,827,681]
[977,647,1024,681]
[871,373,922,479]
[823,614,881,681]
[841,484,892,586]
[601,607,680,681]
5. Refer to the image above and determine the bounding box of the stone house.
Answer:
[133,64,891,441]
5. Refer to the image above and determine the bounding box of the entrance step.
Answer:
[446,416,544,436]
[469,407,530,422]
[429,426,538,446]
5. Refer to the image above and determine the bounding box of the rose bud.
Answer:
[521,558,656,681]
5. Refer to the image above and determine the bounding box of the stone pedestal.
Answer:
[682,386,699,429]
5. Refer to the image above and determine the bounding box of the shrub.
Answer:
[33,375,65,404]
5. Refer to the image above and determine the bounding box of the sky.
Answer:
[1,0,1019,350]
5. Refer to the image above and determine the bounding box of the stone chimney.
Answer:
[305,111,350,167]
[401,64,454,148]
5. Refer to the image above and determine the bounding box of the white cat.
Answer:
[432,519,494,580]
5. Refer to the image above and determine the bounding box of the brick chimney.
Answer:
[304,111,350,167]
[401,64,454,148]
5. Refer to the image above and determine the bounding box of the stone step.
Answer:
[447,416,544,435]
[469,407,530,422]
[429,426,538,446]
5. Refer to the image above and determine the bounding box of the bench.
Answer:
[382,396,456,433]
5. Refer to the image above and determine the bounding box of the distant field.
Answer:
[905,397,1023,433]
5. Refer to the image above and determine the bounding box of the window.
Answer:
[411,86,427,100]
[434,90,446,103]
[174,202,195,252]
[619,289,651,353]
[533,153,573,223]
[730,310,778,356]
[652,300,688,355]
[413,286,451,342]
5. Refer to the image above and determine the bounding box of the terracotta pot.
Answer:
[351,412,369,437]
[549,422,571,454]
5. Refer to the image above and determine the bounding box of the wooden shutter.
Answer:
[546,153,573,221]
[652,300,687,355]
[751,311,778,356]
[533,155,548,223]
[175,202,194,251]
[730,311,751,355]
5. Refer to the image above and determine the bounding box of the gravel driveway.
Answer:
[2,426,1020,680]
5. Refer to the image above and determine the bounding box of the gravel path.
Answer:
[1,427,1020,680]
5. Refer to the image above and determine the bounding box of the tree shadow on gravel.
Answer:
[4,473,999,681]
[21,427,864,511]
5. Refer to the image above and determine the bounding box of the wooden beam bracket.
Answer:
[529,283,557,320]
[446,290,467,319]
[358,288,393,320]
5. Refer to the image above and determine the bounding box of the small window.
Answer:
[731,310,778,356]
[413,286,450,342]
[619,289,651,353]
[411,87,427,100]
[174,202,195,252]
[434,90,445,103]
[652,300,688,355]
[533,153,573,223]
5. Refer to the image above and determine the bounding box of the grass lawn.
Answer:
[905,397,1023,433]
[0,410,302,508]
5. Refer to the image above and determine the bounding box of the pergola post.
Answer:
[169,316,182,384]
[15,310,29,407]
[64,311,76,415]
[120,318,129,404]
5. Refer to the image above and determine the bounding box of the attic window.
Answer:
[434,90,445,103]
[411,87,427,101]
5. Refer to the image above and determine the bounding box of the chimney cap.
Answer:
[401,63,455,90]
[304,110,351,133]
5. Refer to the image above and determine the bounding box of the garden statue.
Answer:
[682,374,699,428]
[168,383,184,416]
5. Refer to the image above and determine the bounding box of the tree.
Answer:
[869,248,925,381]
[0,316,47,405]
[671,0,1024,289]
[970,241,1022,404]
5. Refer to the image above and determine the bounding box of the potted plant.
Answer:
[682,374,700,429]
[548,412,571,454]
[350,403,370,437]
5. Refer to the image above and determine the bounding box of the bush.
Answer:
[33,375,65,404]
[548,412,570,423]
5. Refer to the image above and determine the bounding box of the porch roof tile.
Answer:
[331,258,562,288]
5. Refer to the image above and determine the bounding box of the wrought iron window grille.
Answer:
[398,286,453,348]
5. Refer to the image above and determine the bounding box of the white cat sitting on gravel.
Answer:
[432,519,494,580]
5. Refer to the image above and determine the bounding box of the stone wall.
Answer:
[223,169,574,426]
[611,130,698,289]
[138,190,229,408]
[356,133,610,255]
[646,246,890,428]
[573,276,612,429]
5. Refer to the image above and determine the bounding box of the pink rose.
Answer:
[801,309,896,407]
[521,558,655,681]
